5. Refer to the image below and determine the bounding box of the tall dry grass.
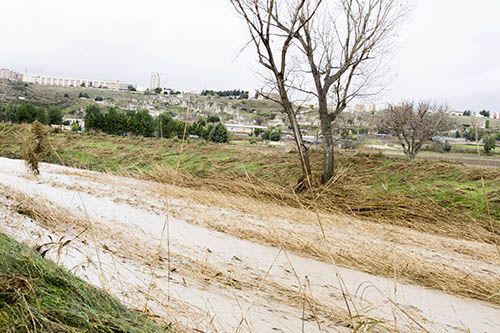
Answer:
[22,121,51,175]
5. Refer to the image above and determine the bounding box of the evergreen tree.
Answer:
[35,107,48,125]
[47,106,63,125]
[189,117,207,137]
[209,122,229,143]
[84,104,102,131]
[17,103,33,123]
[6,104,18,123]
[0,106,5,122]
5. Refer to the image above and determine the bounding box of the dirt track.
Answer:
[0,158,499,332]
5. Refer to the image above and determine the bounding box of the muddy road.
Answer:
[0,158,499,332]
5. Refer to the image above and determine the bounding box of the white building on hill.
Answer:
[225,123,267,136]
[149,73,161,90]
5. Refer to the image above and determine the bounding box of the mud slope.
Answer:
[0,158,498,332]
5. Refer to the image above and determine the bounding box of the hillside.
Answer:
[1,123,499,232]
[0,158,499,332]
[0,79,290,126]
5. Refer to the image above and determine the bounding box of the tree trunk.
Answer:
[320,111,334,183]
[317,92,335,184]
[286,104,312,187]
[277,83,312,188]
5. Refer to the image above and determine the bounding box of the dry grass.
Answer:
[22,166,500,307]
[131,153,499,245]
[1,123,499,327]
[2,186,392,332]
[1,123,498,243]
[22,121,51,175]
[146,179,500,306]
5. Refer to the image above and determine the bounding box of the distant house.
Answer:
[225,123,267,136]
[257,92,281,101]
[63,118,85,129]
[447,111,463,117]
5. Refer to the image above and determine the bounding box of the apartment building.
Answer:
[27,75,135,91]
[149,72,161,90]
[0,69,23,81]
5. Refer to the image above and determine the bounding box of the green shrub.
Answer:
[484,136,497,154]
[209,122,230,143]
[443,140,452,152]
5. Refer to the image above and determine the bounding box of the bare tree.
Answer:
[231,0,408,184]
[277,0,409,183]
[378,101,454,159]
[230,0,321,188]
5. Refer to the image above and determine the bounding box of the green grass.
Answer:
[166,105,188,113]
[453,143,483,149]
[0,233,168,332]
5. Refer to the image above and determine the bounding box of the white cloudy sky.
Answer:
[1,0,498,112]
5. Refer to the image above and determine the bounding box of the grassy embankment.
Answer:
[0,123,498,243]
[0,233,167,332]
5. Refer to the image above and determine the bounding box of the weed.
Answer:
[22,121,51,175]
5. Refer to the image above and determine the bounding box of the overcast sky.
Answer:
[1,0,498,112]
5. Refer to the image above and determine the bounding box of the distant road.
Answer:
[363,150,500,168]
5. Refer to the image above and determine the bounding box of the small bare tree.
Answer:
[378,101,454,159]
[230,0,321,187]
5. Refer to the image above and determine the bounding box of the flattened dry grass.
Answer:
[0,233,168,333]
[0,123,498,244]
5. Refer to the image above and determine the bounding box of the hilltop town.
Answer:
[1,68,498,142]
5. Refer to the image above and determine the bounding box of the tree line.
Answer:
[0,103,63,125]
[201,89,249,99]
[84,104,229,143]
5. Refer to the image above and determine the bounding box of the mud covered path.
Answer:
[0,158,499,332]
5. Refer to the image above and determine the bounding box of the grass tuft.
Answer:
[0,233,168,332]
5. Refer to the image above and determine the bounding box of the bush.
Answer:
[465,128,486,141]
[262,127,281,141]
[484,136,496,154]
[429,141,444,153]
[47,106,63,125]
[429,140,451,153]
[443,140,452,152]
[207,115,220,123]
[208,122,229,143]
[269,130,281,141]
[71,123,81,132]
